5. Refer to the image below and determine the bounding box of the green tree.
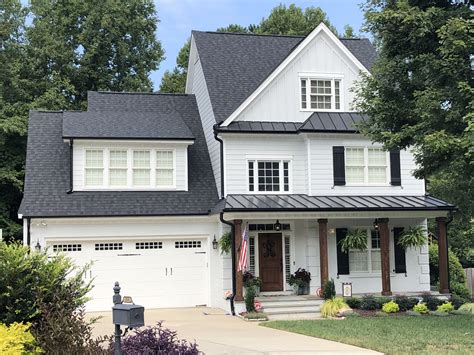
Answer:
[354,0,473,266]
[343,25,357,38]
[0,0,164,240]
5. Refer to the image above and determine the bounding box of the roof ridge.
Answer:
[193,30,369,41]
[94,90,194,97]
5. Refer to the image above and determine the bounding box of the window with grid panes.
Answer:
[349,229,381,273]
[300,78,341,110]
[248,160,290,192]
[85,149,104,186]
[133,150,150,186]
[109,150,128,186]
[345,147,388,184]
[156,150,174,186]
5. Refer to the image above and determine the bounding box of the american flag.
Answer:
[238,226,249,272]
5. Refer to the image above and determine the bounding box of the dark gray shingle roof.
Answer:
[221,194,455,212]
[192,31,377,123]
[19,93,219,218]
[216,112,367,134]
[63,92,194,139]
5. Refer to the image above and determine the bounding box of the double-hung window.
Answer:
[349,229,381,273]
[248,160,290,192]
[345,147,388,185]
[300,77,341,111]
[109,150,128,187]
[156,150,174,186]
[85,149,104,186]
[132,151,151,187]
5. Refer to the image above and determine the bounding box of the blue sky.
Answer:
[152,0,366,89]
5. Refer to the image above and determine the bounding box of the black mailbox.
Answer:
[112,304,145,328]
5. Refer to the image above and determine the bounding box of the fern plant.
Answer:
[398,226,426,249]
[339,229,367,253]
[321,297,350,318]
[219,231,232,255]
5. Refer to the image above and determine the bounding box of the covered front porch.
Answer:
[220,194,455,302]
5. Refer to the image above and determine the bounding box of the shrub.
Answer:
[0,322,40,354]
[437,302,454,313]
[345,297,361,309]
[0,241,91,325]
[288,268,311,287]
[450,281,470,299]
[321,297,349,318]
[322,279,336,300]
[429,244,466,287]
[382,301,399,313]
[360,295,380,310]
[377,297,392,308]
[449,294,469,310]
[112,321,199,354]
[458,303,474,314]
[242,272,262,289]
[413,303,429,314]
[394,295,419,312]
[421,293,444,311]
[244,285,256,313]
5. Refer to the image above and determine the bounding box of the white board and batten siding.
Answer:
[186,35,222,196]
[72,140,189,191]
[31,217,223,311]
[229,30,362,124]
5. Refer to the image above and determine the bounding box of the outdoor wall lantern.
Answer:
[34,241,41,251]
[373,219,379,231]
[212,235,218,250]
[274,220,282,231]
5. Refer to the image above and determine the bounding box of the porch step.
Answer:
[256,295,323,320]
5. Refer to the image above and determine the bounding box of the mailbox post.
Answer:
[112,282,144,355]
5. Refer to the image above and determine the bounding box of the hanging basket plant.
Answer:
[339,229,367,253]
[219,231,232,255]
[398,226,426,249]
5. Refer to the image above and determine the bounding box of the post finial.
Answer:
[113,281,122,305]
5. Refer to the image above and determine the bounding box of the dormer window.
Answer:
[300,76,342,111]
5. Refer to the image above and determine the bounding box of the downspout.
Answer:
[67,138,73,194]
[220,212,236,316]
[213,124,225,198]
[26,218,31,248]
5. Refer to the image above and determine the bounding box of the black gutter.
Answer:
[222,207,456,213]
[213,124,225,198]
[220,211,236,316]
[67,139,73,194]
[63,136,196,141]
[19,212,211,219]
[216,129,359,135]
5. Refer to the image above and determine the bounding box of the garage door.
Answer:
[48,238,208,311]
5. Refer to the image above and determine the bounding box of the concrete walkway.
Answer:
[88,307,380,354]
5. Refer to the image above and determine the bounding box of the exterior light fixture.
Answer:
[212,235,218,250]
[373,219,379,231]
[274,220,282,231]
[35,241,41,251]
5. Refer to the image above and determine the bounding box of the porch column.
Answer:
[379,218,392,296]
[234,219,244,301]
[318,219,329,288]
[436,217,449,294]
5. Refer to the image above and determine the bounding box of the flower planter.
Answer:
[295,284,310,295]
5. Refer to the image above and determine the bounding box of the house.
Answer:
[19,24,454,313]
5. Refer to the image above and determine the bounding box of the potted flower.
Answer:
[288,268,311,295]
[243,271,262,296]
[339,229,367,253]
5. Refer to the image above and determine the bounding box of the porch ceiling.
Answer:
[219,194,455,213]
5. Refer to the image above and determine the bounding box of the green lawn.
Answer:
[262,315,474,354]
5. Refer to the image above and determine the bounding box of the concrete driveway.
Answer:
[88,307,379,354]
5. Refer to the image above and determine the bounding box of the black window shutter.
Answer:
[393,227,406,273]
[333,146,346,186]
[390,150,401,186]
[336,228,349,275]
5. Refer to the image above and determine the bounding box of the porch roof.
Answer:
[219,194,455,212]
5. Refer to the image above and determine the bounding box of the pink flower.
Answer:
[254,300,263,312]
[224,290,233,300]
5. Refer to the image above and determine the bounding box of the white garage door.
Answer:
[48,238,208,311]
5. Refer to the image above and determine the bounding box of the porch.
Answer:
[220,194,455,303]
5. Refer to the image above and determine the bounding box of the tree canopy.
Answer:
[354,0,473,266]
[0,0,164,239]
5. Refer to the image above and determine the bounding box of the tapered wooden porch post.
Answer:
[318,219,329,289]
[436,217,450,294]
[379,218,392,296]
[234,219,244,301]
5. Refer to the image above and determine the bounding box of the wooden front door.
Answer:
[258,233,283,292]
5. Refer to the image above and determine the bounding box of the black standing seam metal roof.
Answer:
[18,92,220,218]
[221,194,455,212]
[216,112,368,134]
[192,31,377,124]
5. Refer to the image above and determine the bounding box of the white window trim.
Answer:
[83,147,177,190]
[349,228,381,275]
[299,74,344,112]
[246,159,293,194]
[84,149,104,187]
[345,146,391,186]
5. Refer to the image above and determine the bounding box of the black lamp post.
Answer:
[212,235,218,250]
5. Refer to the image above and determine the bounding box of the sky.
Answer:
[152,0,366,89]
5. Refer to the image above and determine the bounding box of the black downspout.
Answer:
[220,212,236,316]
[213,124,225,198]
[26,218,31,248]
[67,139,73,194]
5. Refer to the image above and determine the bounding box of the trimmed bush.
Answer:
[321,297,350,318]
[0,322,39,354]
[382,301,399,313]
[421,294,444,311]
[394,295,419,312]
[413,303,429,314]
[437,302,455,313]
[360,295,380,310]
[377,297,392,308]
[458,303,474,314]
[244,285,256,313]
[429,244,466,287]
[449,294,469,310]
[322,279,336,300]
[450,282,470,299]
[345,297,361,309]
